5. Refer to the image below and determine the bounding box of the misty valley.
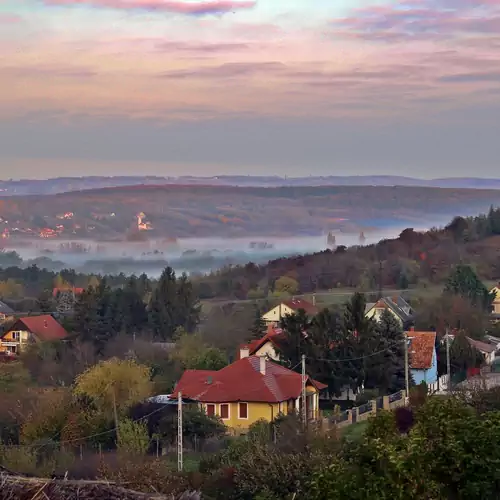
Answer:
[0,228,403,277]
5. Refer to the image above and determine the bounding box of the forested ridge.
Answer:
[197,207,500,299]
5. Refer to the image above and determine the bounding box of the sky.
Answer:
[1,0,500,179]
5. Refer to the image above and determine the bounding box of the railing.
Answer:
[331,411,349,423]
[357,401,373,415]
[389,391,403,403]
[322,389,408,429]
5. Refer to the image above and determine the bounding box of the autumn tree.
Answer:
[171,331,227,371]
[274,276,299,296]
[73,358,153,416]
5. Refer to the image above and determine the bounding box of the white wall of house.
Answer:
[254,342,280,361]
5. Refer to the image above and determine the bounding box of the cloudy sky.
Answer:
[1,0,499,179]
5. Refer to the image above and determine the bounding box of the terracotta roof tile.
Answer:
[282,298,319,316]
[407,331,436,370]
[3,315,68,342]
[171,356,326,403]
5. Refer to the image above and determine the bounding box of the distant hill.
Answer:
[0,175,500,196]
[2,184,500,239]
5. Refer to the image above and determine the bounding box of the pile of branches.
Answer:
[0,473,200,500]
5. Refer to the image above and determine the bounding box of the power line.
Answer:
[306,339,405,363]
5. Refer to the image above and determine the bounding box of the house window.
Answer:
[239,403,248,419]
[206,404,215,417]
[12,331,20,341]
[220,404,230,420]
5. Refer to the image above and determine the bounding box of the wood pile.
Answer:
[0,473,200,500]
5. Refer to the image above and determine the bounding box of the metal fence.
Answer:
[389,391,403,403]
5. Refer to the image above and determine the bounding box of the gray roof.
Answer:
[368,296,414,323]
[0,301,14,315]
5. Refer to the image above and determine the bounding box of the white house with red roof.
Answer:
[262,298,319,326]
[0,315,68,355]
[238,325,286,361]
[170,355,326,433]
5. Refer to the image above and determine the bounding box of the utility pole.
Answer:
[301,354,307,427]
[177,391,183,472]
[404,333,410,399]
[112,387,119,442]
[446,329,451,393]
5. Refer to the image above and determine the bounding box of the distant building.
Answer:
[407,328,437,387]
[365,296,413,327]
[0,315,68,355]
[491,284,500,316]
[0,301,14,323]
[467,337,497,365]
[262,298,319,326]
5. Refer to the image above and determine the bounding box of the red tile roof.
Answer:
[282,298,319,316]
[52,287,84,298]
[407,331,436,370]
[171,356,326,403]
[5,315,68,342]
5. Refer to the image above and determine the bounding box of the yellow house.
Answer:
[491,285,500,315]
[170,354,326,433]
[0,315,68,354]
[262,298,319,326]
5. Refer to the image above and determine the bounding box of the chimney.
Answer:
[409,326,415,332]
[240,346,249,359]
[312,294,316,306]
[259,356,266,375]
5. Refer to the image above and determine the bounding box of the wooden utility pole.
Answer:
[404,333,410,397]
[112,387,119,442]
[446,329,451,393]
[178,391,183,472]
[301,354,307,427]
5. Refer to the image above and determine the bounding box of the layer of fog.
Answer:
[5,225,430,278]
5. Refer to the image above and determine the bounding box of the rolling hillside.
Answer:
[1,184,500,239]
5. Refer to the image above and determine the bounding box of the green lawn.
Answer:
[341,421,369,443]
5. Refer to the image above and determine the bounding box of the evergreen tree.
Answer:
[307,308,346,399]
[444,264,495,311]
[148,267,200,341]
[488,205,500,235]
[248,306,267,341]
[149,267,178,340]
[340,293,373,396]
[175,273,200,333]
[364,309,406,393]
[37,289,55,313]
[114,277,149,336]
[277,309,311,371]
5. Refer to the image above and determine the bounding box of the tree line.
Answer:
[194,206,500,300]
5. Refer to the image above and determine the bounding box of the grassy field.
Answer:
[200,284,447,314]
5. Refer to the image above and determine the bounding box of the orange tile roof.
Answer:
[407,331,436,370]
[171,356,326,404]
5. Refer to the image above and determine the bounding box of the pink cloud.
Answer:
[43,0,256,14]
[0,14,23,24]
[333,0,500,41]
